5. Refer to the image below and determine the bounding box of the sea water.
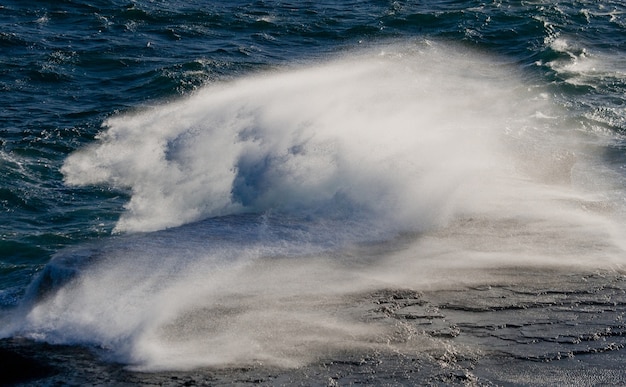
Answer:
[2,0,626,379]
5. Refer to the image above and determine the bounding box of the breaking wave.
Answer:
[4,42,625,371]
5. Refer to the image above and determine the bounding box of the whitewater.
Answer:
[2,41,625,374]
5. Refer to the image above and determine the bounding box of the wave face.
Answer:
[4,42,626,371]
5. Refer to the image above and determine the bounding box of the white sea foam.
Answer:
[545,36,626,89]
[8,41,625,370]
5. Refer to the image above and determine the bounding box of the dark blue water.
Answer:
[2,0,626,374]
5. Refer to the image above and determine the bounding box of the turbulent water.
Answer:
[2,0,626,384]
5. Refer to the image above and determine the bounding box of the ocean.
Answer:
[2,0,626,385]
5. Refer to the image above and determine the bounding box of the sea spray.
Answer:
[62,42,535,234]
[6,42,625,371]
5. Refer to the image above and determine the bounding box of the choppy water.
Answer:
[2,0,626,382]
